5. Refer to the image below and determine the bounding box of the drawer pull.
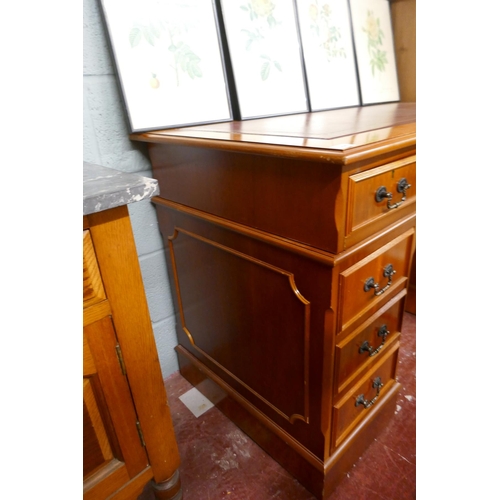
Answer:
[355,377,384,409]
[375,178,412,210]
[359,325,390,357]
[364,264,396,296]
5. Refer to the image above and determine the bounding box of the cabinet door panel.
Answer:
[83,379,113,476]
[83,459,130,500]
[83,317,149,497]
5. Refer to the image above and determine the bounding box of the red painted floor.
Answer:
[140,312,416,500]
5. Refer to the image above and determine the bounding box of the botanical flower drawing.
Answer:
[362,9,387,76]
[240,0,282,81]
[308,1,346,61]
[129,19,202,87]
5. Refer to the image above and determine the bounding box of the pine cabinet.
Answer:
[83,175,182,500]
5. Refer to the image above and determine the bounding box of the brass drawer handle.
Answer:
[355,377,384,409]
[364,264,396,296]
[359,325,390,357]
[375,178,412,210]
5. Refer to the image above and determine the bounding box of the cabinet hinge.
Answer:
[136,421,146,447]
[115,344,127,375]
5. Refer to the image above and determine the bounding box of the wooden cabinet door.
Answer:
[83,316,150,500]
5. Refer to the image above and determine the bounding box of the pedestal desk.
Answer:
[131,103,416,499]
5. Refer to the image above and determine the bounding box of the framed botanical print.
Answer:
[349,0,400,104]
[296,0,360,111]
[99,0,232,132]
[219,0,309,119]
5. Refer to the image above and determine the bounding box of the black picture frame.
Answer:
[99,0,233,132]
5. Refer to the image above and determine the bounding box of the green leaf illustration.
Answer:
[129,24,162,48]
[242,29,263,50]
[267,15,277,28]
[242,2,257,21]
[169,42,203,79]
[240,1,281,80]
[261,61,270,80]
[364,11,387,75]
[329,26,341,43]
[149,22,160,39]
[128,17,204,86]
[142,26,157,46]
[309,9,345,61]
[129,27,142,48]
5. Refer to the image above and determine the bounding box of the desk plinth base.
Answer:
[175,345,400,499]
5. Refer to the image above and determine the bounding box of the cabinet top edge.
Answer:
[130,103,416,163]
[83,162,159,216]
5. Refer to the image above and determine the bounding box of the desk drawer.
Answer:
[345,156,416,245]
[335,292,405,395]
[332,342,399,448]
[338,228,414,332]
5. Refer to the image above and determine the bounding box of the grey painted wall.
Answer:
[83,0,178,378]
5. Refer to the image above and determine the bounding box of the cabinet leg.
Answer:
[150,470,182,500]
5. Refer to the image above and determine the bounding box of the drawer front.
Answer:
[332,342,399,448]
[335,292,405,395]
[83,230,106,309]
[338,228,414,332]
[345,156,416,244]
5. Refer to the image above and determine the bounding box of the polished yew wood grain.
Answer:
[153,197,335,265]
[149,144,345,253]
[147,143,417,255]
[176,344,324,471]
[152,213,414,499]
[130,103,416,166]
[136,104,416,499]
[337,228,414,332]
[156,201,334,459]
[168,226,311,425]
[345,155,416,246]
[406,254,416,314]
[157,102,415,140]
[334,291,405,395]
[154,199,414,463]
[332,341,399,449]
[323,380,401,495]
[139,105,415,255]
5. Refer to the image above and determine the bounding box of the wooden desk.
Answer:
[131,103,416,498]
